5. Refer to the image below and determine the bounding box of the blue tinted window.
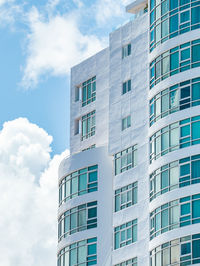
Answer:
[170,15,178,33]
[181,86,190,98]
[181,48,190,60]
[180,0,189,5]
[192,160,200,179]
[192,7,200,25]
[192,239,200,258]
[89,171,97,182]
[88,207,97,218]
[192,82,200,100]
[180,11,190,23]
[170,52,179,70]
[181,203,190,215]
[181,125,190,137]
[88,244,96,255]
[170,0,178,10]
[192,200,200,218]
[181,242,191,255]
[192,121,200,140]
[192,44,200,63]
[180,164,190,176]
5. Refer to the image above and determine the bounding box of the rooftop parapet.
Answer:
[126,0,148,14]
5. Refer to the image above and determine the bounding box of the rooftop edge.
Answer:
[126,0,148,14]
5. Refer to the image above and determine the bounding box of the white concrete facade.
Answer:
[58,0,200,265]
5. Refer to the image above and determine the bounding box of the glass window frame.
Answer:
[59,165,98,206]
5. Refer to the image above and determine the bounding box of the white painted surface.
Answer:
[58,2,200,265]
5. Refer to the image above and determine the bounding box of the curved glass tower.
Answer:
[58,1,200,265]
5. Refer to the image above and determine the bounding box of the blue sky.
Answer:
[0,0,133,156]
[0,1,133,265]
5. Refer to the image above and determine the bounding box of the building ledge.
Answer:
[126,0,148,14]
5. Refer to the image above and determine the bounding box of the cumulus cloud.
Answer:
[0,118,69,266]
[22,7,106,89]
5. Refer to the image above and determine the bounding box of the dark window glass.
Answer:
[192,7,200,25]
[192,44,200,63]
[170,52,179,70]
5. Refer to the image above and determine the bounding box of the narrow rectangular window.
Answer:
[81,110,96,140]
[122,79,131,94]
[81,76,96,107]
[122,115,131,131]
[122,43,131,59]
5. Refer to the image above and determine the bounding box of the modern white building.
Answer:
[58,0,200,265]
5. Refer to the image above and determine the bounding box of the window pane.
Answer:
[171,245,179,263]
[161,170,169,189]
[170,52,179,70]
[192,160,200,179]
[162,209,169,228]
[181,86,190,99]
[161,94,169,112]
[192,121,200,140]
[170,167,179,186]
[79,174,87,192]
[161,0,169,15]
[78,209,86,228]
[78,246,87,263]
[70,248,77,265]
[170,128,179,147]
[180,164,190,176]
[155,213,161,231]
[66,180,70,198]
[162,19,169,38]
[115,232,120,249]
[181,125,190,137]
[192,44,200,63]
[82,120,87,136]
[192,82,200,101]
[181,243,191,255]
[170,0,178,10]
[88,207,97,219]
[115,195,120,212]
[161,132,169,151]
[192,239,200,258]
[170,205,179,224]
[192,200,200,218]
[89,171,97,182]
[191,6,200,25]
[88,244,96,255]
[170,90,179,108]
[156,136,161,155]
[180,11,190,24]
[72,177,78,195]
[163,247,170,265]
[181,203,190,215]
[170,14,178,33]
[71,213,77,230]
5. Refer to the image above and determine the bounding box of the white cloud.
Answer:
[0,118,69,266]
[95,0,131,25]
[22,7,106,89]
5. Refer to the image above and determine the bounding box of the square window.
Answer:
[181,48,190,61]
[181,242,191,255]
[180,10,190,24]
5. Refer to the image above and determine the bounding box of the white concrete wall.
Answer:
[58,147,113,266]
[70,48,110,155]
[108,13,150,266]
